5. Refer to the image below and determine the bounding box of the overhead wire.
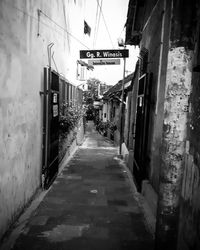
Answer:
[1,0,90,49]
[96,0,115,48]
[93,2,100,48]
[93,0,103,49]
[38,9,91,49]
[96,0,103,46]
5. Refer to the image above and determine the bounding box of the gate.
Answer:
[42,67,59,189]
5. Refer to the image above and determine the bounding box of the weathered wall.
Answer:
[139,0,171,191]
[127,0,200,248]
[178,24,200,250]
[0,0,87,240]
[156,46,193,250]
[155,0,199,248]
[179,148,200,250]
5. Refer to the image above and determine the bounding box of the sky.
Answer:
[83,0,139,85]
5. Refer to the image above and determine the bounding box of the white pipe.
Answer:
[155,0,166,114]
[119,52,126,155]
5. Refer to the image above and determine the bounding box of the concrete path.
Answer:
[3,122,154,250]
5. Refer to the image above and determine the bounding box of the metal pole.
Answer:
[119,48,126,155]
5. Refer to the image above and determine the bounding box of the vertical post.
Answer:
[119,50,126,155]
[42,67,48,188]
[43,43,53,188]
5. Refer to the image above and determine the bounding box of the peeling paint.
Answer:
[156,46,193,249]
[161,47,192,188]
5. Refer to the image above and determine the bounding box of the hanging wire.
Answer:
[93,0,103,49]
[93,1,100,48]
[96,0,115,48]
[39,9,90,49]
[95,0,103,47]
[1,0,90,49]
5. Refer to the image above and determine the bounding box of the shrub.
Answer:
[59,103,86,135]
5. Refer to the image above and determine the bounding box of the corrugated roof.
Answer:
[103,72,134,99]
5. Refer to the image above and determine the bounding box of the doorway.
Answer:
[42,68,59,189]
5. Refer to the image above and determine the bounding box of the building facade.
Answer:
[125,0,200,249]
[0,0,94,241]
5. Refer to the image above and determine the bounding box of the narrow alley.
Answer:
[2,122,154,250]
[1,1,200,249]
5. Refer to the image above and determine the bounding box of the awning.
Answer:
[103,72,134,98]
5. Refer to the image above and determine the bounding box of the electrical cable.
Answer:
[96,0,103,46]
[39,9,90,49]
[93,0,103,49]
[93,2,100,48]
[1,0,90,49]
[96,0,115,48]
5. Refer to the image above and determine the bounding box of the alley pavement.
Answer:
[2,121,154,250]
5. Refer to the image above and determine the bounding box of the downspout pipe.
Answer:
[119,46,127,155]
[47,42,54,68]
[43,43,54,188]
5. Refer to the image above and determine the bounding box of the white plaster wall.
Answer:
[0,0,88,239]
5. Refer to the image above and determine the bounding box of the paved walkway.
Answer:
[2,122,154,250]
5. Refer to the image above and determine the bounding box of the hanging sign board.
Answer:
[88,59,120,66]
[80,49,129,59]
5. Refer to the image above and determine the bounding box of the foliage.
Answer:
[59,103,86,135]
[83,78,111,104]
[96,121,109,136]
[96,120,117,138]
[108,121,117,132]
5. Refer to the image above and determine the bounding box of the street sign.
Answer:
[88,59,120,66]
[80,49,129,59]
